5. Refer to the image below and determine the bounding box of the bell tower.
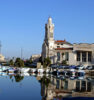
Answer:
[42,17,55,64]
[45,17,54,42]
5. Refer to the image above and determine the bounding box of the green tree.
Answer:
[15,58,24,67]
[39,56,43,64]
[39,76,50,87]
[14,75,24,82]
[43,57,51,68]
[25,57,33,66]
[9,59,14,66]
[29,57,33,64]
[62,60,67,65]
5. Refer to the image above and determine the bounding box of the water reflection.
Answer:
[40,75,94,100]
[0,73,94,100]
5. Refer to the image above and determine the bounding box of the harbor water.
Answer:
[0,73,94,100]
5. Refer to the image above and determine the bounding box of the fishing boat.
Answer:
[8,68,17,74]
[20,68,30,73]
[0,66,10,72]
[37,68,44,73]
[30,68,37,73]
[45,68,50,73]
[21,73,30,76]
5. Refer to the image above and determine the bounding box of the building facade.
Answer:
[0,54,5,63]
[42,17,94,66]
[41,76,94,100]
[31,54,41,62]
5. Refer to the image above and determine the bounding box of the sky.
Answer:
[0,0,94,59]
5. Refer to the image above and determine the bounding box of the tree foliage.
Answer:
[62,60,67,65]
[43,57,51,68]
[24,57,33,67]
[39,76,50,87]
[14,75,24,82]
[9,59,14,66]
[15,58,24,67]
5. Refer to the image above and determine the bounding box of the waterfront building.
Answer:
[42,17,94,66]
[0,42,5,63]
[0,54,5,63]
[31,54,41,62]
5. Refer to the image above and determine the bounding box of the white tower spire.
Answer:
[48,17,52,24]
[45,17,54,42]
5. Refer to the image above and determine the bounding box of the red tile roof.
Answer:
[55,40,66,43]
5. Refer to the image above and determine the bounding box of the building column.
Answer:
[92,51,94,63]
[80,52,82,62]
[80,80,81,91]
[59,79,61,89]
[86,52,88,63]
[60,52,63,63]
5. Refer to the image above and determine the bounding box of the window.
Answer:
[56,80,59,89]
[57,52,60,61]
[64,81,68,90]
[81,81,86,92]
[76,81,80,92]
[82,52,86,62]
[77,52,80,61]
[65,52,69,61]
[57,46,60,48]
[87,82,92,92]
[88,52,92,62]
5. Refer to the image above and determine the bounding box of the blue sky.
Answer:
[0,0,94,59]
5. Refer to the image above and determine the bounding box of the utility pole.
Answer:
[21,48,23,59]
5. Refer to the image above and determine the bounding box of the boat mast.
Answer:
[0,41,2,54]
[21,48,23,59]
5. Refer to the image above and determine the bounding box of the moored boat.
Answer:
[20,68,30,73]
[37,68,44,73]
[30,68,37,73]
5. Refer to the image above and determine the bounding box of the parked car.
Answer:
[50,64,57,68]
[76,65,84,70]
[87,66,93,70]
[69,65,76,69]
[58,66,65,69]
[64,66,69,69]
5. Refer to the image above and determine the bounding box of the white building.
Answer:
[0,54,5,63]
[42,17,94,66]
[31,54,41,62]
